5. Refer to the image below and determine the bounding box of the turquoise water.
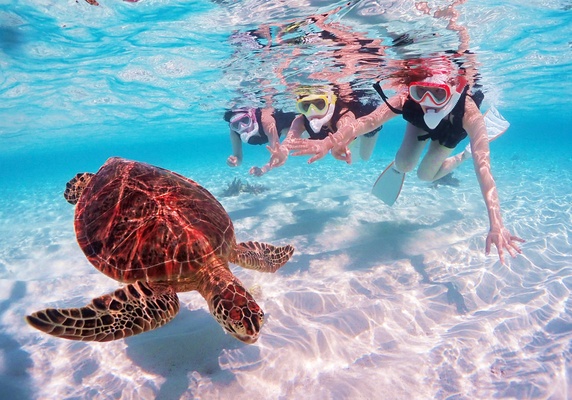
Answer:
[1,1,572,399]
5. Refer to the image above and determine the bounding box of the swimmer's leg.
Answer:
[417,141,455,181]
[395,123,428,173]
[359,127,382,161]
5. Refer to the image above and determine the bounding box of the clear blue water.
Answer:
[1,1,572,399]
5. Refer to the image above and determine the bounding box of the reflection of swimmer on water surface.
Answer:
[229,3,388,87]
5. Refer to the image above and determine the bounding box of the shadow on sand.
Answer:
[0,281,33,400]
[125,307,251,399]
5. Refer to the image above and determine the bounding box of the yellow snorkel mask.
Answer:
[296,92,337,132]
[296,93,337,117]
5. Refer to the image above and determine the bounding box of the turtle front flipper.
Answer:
[64,172,95,205]
[25,281,179,342]
[231,241,294,273]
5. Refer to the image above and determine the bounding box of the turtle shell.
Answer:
[74,157,235,284]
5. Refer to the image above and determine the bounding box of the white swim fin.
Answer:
[371,161,405,206]
[464,105,510,155]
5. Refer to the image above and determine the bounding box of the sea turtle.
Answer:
[26,157,294,344]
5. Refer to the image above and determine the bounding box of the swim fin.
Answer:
[464,105,510,155]
[371,161,405,206]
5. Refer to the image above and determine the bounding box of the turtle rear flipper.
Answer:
[25,281,180,342]
[64,172,95,205]
[232,241,294,273]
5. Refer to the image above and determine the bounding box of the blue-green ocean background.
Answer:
[1,1,572,399]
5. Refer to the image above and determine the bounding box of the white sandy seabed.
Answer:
[0,146,571,400]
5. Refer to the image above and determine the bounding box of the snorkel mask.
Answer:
[409,74,467,129]
[296,93,337,132]
[229,108,259,143]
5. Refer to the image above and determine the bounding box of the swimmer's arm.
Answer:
[260,108,280,148]
[463,101,500,226]
[282,115,306,144]
[289,98,402,163]
[334,94,403,145]
[227,130,243,167]
[329,110,358,162]
[335,109,356,128]
[250,114,303,176]
[463,100,523,263]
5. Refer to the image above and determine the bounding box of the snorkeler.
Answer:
[224,107,297,176]
[289,59,524,264]
[266,85,383,172]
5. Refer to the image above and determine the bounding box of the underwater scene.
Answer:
[1,0,572,399]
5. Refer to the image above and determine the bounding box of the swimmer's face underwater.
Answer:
[230,109,259,143]
[296,93,337,132]
[408,75,467,129]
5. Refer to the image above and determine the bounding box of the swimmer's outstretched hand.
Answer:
[289,137,333,164]
[249,166,266,177]
[268,143,289,168]
[249,143,289,177]
[329,134,352,164]
[486,226,525,264]
[227,155,240,167]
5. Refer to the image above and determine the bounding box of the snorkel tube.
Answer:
[308,102,335,132]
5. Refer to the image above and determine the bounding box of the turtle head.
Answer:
[209,282,264,344]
